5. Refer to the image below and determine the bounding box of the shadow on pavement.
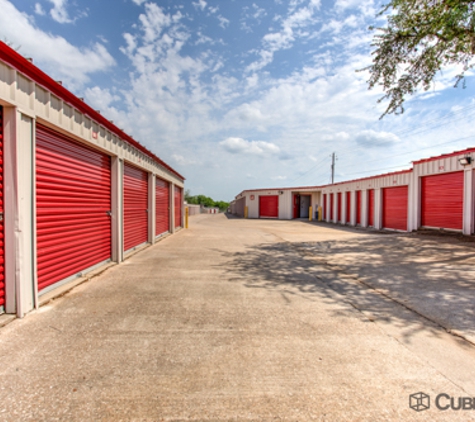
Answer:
[218,234,475,346]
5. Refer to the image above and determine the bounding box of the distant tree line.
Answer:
[185,190,229,211]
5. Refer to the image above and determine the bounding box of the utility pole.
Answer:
[331,152,337,184]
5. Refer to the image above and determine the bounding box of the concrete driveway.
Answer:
[0,214,475,421]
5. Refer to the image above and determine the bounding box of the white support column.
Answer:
[181,187,185,228]
[362,190,368,228]
[170,183,175,233]
[350,191,356,226]
[111,157,123,263]
[4,108,35,317]
[341,193,347,225]
[375,188,382,230]
[463,168,474,235]
[408,172,420,231]
[149,173,155,243]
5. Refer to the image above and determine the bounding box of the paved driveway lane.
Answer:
[0,214,473,421]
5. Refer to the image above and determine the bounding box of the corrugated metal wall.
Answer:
[36,125,112,292]
[235,197,245,217]
[124,163,149,252]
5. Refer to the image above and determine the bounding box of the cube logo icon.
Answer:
[409,392,430,412]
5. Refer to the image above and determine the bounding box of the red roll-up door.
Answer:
[421,171,464,230]
[259,195,278,218]
[323,194,327,220]
[156,177,170,236]
[0,107,4,309]
[124,163,148,252]
[356,190,362,225]
[337,192,342,222]
[36,124,111,292]
[330,193,334,221]
[368,189,375,227]
[382,186,408,231]
[174,186,182,228]
[346,191,351,224]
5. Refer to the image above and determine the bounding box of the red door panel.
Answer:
[346,191,351,224]
[421,172,463,230]
[337,192,342,222]
[330,193,334,221]
[124,163,148,252]
[382,186,408,231]
[368,189,375,227]
[356,190,361,225]
[174,186,182,228]
[0,107,4,308]
[156,177,170,236]
[293,194,299,219]
[259,195,278,218]
[36,124,111,291]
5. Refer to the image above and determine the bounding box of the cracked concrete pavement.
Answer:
[1,214,475,421]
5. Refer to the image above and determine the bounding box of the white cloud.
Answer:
[0,0,115,87]
[220,137,280,155]
[131,0,146,5]
[34,3,45,15]
[48,0,73,23]
[172,154,197,166]
[354,130,400,147]
[246,0,321,72]
[217,15,230,28]
[192,0,207,11]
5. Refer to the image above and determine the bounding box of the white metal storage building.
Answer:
[232,186,322,219]
[0,42,185,318]
[233,148,475,236]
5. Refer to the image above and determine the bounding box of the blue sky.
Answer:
[1,0,475,201]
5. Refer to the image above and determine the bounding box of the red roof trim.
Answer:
[236,185,325,197]
[236,169,413,198]
[0,42,184,181]
[324,168,413,188]
[412,146,475,165]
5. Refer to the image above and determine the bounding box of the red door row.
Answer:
[259,195,279,218]
[35,125,177,293]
